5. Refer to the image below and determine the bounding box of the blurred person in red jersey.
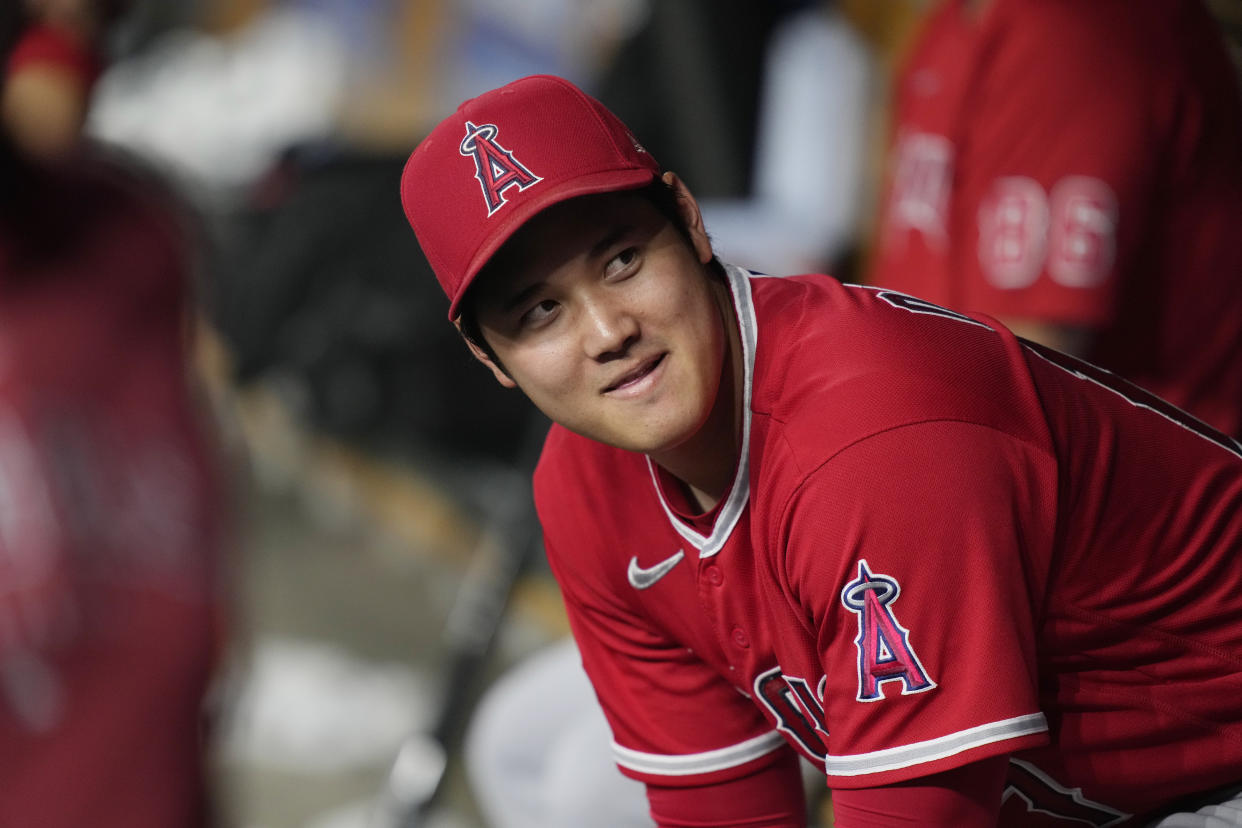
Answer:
[867,0,1242,436]
[0,3,232,826]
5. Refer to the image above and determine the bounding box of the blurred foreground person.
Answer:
[401,74,1242,827]
[0,4,230,827]
[868,0,1242,436]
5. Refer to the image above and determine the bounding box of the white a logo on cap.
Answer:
[459,122,542,216]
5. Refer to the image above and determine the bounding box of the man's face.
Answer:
[470,182,727,455]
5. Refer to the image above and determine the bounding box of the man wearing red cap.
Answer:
[400,75,1242,826]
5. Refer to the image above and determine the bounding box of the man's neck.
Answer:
[649,274,744,514]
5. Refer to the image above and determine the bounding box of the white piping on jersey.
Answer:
[611,728,786,777]
[823,712,1048,777]
[646,263,759,559]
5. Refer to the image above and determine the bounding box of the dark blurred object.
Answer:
[1206,0,1242,78]
[212,147,536,466]
[97,0,200,61]
[0,5,25,60]
[595,0,812,199]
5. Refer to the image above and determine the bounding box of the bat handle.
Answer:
[369,734,447,828]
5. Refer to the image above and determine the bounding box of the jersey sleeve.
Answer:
[830,755,1008,827]
[646,747,807,827]
[778,420,1055,788]
[544,530,796,789]
[954,2,1164,326]
[532,434,796,793]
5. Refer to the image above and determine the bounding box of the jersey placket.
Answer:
[694,518,771,698]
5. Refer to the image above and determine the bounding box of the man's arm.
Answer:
[831,756,1009,828]
[779,420,1053,791]
[535,439,799,809]
[647,752,1011,828]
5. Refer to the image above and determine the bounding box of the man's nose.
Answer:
[581,295,639,361]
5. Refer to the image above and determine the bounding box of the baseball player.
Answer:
[399,75,1242,826]
[0,4,230,826]
[869,0,1242,437]
[462,7,876,822]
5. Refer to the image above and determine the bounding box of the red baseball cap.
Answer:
[400,74,661,320]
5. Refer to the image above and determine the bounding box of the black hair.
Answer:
[0,4,26,63]
[456,176,724,374]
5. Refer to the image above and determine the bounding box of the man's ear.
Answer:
[662,171,715,265]
[455,320,518,389]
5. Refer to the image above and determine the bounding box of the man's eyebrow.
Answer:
[497,223,639,311]
[500,281,544,313]
[590,224,636,261]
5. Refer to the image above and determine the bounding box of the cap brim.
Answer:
[447,167,658,320]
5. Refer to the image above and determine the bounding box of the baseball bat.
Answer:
[370,412,550,828]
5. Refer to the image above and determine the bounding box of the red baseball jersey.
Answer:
[0,156,228,828]
[534,264,1242,824]
[868,0,1242,436]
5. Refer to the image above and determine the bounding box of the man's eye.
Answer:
[606,247,639,277]
[521,299,559,327]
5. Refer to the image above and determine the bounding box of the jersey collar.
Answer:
[646,263,759,558]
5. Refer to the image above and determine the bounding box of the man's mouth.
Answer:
[603,353,666,394]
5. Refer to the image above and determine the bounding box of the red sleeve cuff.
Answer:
[647,747,807,828]
[832,754,1009,828]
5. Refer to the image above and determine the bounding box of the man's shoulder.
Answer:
[748,277,1001,406]
[535,423,630,475]
[533,425,649,513]
[532,425,671,589]
[748,279,1051,470]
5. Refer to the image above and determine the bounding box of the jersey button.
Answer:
[704,565,723,586]
[731,627,750,649]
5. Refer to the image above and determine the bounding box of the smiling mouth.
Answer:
[603,353,666,394]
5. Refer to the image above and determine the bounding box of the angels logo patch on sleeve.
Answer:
[840,560,936,702]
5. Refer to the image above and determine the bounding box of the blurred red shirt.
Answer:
[0,153,229,828]
[869,0,1242,436]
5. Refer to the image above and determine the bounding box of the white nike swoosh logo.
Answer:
[627,549,686,590]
